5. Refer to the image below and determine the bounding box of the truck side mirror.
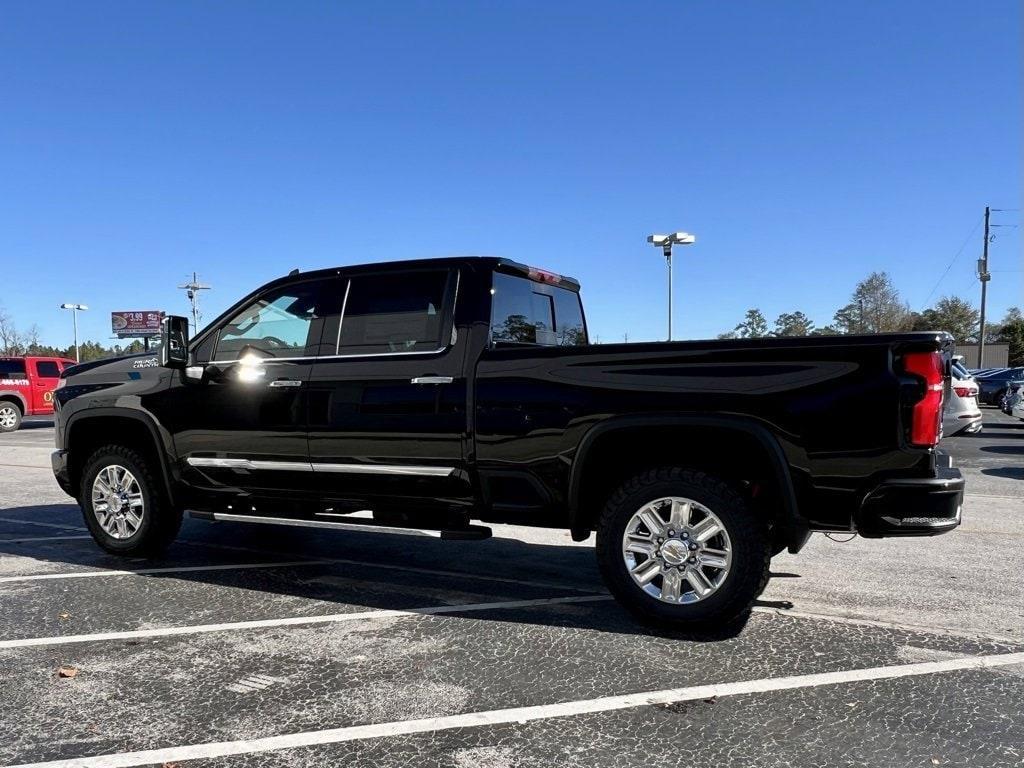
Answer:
[160,315,190,369]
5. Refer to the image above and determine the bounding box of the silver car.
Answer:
[943,359,982,436]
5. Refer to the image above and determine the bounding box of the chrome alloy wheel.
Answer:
[0,405,17,430]
[91,464,145,539]
[621,496,732,604]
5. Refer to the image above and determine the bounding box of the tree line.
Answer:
[718,271,1023,366]
[0,307,148,361]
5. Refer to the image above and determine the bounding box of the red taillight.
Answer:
[953,386,977,398]
[904,351,944,447]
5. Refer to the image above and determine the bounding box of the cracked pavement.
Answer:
[0,411,1022,767]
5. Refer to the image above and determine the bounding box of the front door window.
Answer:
[214,283,329,361]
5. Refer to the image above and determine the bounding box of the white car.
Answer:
[943,359,982,436]
[1013,397,1024,421]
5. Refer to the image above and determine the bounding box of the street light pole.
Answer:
[647,232,696,341]
[667,245,673,341]
[59,303,89,362]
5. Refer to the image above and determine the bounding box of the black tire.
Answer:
[596,467,770,630]
[0,401,22,433]
[80,445,182,556]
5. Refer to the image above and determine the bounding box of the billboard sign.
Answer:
[111,311,164,338]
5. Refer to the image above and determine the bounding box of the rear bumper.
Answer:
[857,452,964,537]
[51,449,74,497]
[945,412,983,436]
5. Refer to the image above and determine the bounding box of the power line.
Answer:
[919,214,984,309]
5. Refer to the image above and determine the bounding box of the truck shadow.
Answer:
[15,419,55,430]
[981,467,1024,480]
[0,504,756,642]
[979,444,1024,455]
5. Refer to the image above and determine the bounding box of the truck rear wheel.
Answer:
[80,445,182,556]
[0,401,22,432]
[596,467,770,630]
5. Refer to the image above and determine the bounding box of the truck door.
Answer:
[306,267,473,518]
[31,359,61,414]
[159,278,339,512]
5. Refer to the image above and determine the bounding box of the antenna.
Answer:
[177,272,211,333]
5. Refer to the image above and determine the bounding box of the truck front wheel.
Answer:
[0,401,22,432]
[80,445,182,556]
[596,467,770,630]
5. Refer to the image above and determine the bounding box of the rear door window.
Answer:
[35,361,60,378]
[336,270,454,356]
[489,272,587,347]
[0,360,27,378]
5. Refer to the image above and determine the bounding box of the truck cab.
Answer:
[0,356,77,432]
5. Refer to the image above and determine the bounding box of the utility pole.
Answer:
[177,273,211,335]
[977,206,991,368]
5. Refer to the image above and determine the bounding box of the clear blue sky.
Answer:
[1,1,1020,347]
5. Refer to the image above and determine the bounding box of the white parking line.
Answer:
[0,594,612,649]
[8,651,1024,768]
[0,535,94,544]
[0,560,335,584]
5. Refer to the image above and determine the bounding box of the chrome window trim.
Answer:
[333,277,352,355]
[207,347,451,365]
[186,457,455,477]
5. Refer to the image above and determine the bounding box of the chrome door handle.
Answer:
[268,379,303,388]
[411,376,454,385]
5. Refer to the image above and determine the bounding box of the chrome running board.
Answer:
[187,511,491,540]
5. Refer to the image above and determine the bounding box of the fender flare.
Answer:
[65,407,177,505]
[0,390,28,413]
[567,414,808,551]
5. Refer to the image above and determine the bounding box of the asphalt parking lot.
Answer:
[1,411,1022,767]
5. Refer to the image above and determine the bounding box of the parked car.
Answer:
[1000,380,1024,415]
[1013,397,1024,421]
[50,257,964,630]
[976,367,1024,405]
[0,356,78,432]
[943,361,982,436]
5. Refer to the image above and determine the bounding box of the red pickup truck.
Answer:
[0,356,77,432]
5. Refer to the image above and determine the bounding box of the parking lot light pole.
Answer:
[59,303,88,362]
[647,232,696,341]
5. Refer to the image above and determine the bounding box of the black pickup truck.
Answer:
[52,257,964,628]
